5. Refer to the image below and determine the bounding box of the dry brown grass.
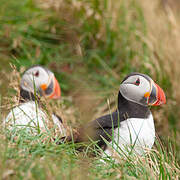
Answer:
[1,64,22,115]
[140,0,180,88]
[138,0,180,135]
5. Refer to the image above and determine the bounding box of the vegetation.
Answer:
[0,0,179,179]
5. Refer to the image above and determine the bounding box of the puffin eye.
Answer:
[34,71,39,77]
[134,78,140,86]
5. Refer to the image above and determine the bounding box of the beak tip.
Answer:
[48,76,61,99]
[153,83,166,106]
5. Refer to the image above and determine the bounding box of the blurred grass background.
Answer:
[0,0,179,179]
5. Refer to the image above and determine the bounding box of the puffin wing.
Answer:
[52,114,67,136]
[62,111,125,149]
[86,111,123,147]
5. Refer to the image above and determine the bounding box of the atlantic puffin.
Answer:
[5,65,66,136]
[62,72,166,157]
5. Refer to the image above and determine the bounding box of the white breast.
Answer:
[5,101,66,136]
[104,113,155,157]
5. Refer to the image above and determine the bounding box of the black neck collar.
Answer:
[117,91,150,119]
[19,88,40,103]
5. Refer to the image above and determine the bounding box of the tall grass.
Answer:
[0,0,179,179]
[0,123,179,179]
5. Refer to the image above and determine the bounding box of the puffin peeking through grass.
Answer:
[61,72,166,158]
[5,65,66,136]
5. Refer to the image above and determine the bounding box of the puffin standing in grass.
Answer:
[62,73,166,157]
[5,65,66,136]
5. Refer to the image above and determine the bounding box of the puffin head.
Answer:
[119,72,166,106]
[20,65,61,99]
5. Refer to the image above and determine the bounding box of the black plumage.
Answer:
[19,88,39,103]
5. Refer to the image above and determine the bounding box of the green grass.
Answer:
[0,127,179,179]
[0,0,179,179]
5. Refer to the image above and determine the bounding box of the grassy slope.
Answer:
[0,0,179,179]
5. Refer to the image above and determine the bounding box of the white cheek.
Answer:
[33,74,49,87]
[140,80,150,92]
[39,74,49,84]
[21,75,42,91]
[120,81,150,104]
[120,84,142,101]
[28,76,39,88]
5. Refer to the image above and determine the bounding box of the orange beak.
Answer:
[40,76,61,99]
[152,83,166,106]
[49,76,61,99]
